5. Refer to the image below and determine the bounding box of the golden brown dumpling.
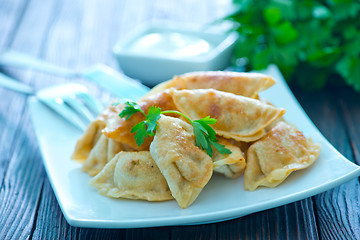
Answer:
[81,135,125,176]
[89,151,173,201]
[212,138,246,179]
[102,89,179,150]
[72,103,122,162]
[231,140,252,154]
[150,116,213,209]
[244,122,321,191]
[260,99,286,132]
[142,71,275,99]
[171,89,286,142]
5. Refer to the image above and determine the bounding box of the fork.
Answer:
[0,72,103,131]
[0,50,150,100]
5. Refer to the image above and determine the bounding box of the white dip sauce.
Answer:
[127,32,212,58]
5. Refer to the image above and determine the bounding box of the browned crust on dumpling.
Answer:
[244,122,321,191]
[81,135,126,176]
[89,151,173,201]
[171,89,285,142]
[150,116,213,208]
[142,71,275,99]
[72,103,121,162]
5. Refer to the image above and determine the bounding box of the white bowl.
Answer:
[113,23,238,86]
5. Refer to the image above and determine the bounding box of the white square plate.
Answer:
[29,65,360,228]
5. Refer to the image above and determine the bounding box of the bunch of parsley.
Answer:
[224,0,360,92]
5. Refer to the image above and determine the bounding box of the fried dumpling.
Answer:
[150,116,213,209]
[232,139,252,154]
[89,151,173,201]
[72,103,122,162]
[212,137,246,179]
[103,89,179,150]
[171,89,286,142]
[244,122,321,191]
[142,71,275,99]
[260,99,286,132]
[82,135,125,176]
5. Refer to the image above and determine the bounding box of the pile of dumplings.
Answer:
[72,71,321,209]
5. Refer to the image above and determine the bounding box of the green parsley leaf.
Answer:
[192,122,213,156]
[192,121,209,150]
[210,140,232,155]
[130,121,147,146]
[145,106,161,136]
[192,117,230,156]
[194,115,217,125]
[119,101,144,120]
[198,121,217,141]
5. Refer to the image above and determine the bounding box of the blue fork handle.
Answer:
[0,50,77,78]
[0,50,151,99]
[82,64,150,100]
[0,72,34,94]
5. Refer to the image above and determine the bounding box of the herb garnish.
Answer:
[119,101,231,157]
[222,0,360,92]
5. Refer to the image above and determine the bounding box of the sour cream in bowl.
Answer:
[113,23,238,86]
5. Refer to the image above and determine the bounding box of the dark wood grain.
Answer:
[339,87,360,165]
[31,180,73,240]
[216,199,318,240]
[293,87,360,240]
[0,0,59,239]
[0,0,360,239]
[0,0,28,48]
[170,224,217,240]
[0,0,27,187]
[0,107,45,239]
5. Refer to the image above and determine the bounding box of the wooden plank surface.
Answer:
[0,0,359,239]
[293,87,360,240]
[0,0,59,239]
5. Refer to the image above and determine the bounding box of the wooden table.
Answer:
[1,0,359,239]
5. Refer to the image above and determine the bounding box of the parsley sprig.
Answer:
[119,101,231,157]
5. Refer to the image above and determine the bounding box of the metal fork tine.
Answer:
[63,96,94,124]
[76,91,103,116]
[0,73,96,131]
[34,83,101,131]
[41,98,88,131]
